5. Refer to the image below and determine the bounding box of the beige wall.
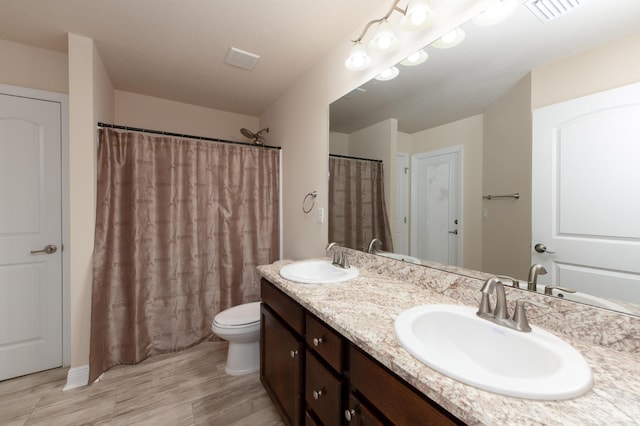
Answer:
[114,91,258,141]
[482,75,532,279]
[0,39,68,93]
[67,33,114,369]
[412,114,484,271]
[532,30,640,109]
[328,131,349,156]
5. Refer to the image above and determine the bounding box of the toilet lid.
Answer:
[214,302,261,326]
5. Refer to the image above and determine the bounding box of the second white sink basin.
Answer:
[395,304,593,400]
[279,260,359,284]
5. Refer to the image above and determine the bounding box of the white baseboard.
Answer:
[63,365,89,391]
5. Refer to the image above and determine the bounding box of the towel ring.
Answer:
[302,190,317,213]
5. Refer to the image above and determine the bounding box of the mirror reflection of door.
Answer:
[411,146,461,266]
[532,82,640,304]
[395,152,410,255]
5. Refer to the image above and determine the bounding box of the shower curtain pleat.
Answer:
[89,128,279,383]
[328,156,393,252]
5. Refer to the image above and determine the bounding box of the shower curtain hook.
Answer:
[302,190,317,213]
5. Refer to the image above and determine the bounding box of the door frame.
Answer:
[410,145,463,266]
[1,83,70,367]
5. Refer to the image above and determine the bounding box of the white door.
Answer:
[395,152,409,255]
[532,82,640,304]
[0,92,63,380]
[411,147,461,265]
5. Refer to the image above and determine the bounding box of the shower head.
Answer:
[240,127,269,146]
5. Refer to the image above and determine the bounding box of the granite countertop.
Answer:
[257,257,640,426]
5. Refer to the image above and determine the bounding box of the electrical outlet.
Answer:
[317,207,324,224]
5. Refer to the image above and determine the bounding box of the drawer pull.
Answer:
[344,408,357,421]
[312,388,325,400]
[312,336,325,346]
[290,350,298,358]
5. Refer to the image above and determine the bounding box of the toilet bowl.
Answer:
[211,302,261,375]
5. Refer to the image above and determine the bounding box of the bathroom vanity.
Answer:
[258,251,640,425]
[260,277,460,425]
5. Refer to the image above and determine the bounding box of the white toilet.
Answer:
[211,302,261,375]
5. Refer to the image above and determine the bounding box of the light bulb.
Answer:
[369,20,398,52]
[411,10,427,26]
[377,35,392,50]
[375,66,399,81]
[441,30,458,44]
[345,43,372,71]
[407,52,422,63]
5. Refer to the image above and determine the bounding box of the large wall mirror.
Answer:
[329,0,640,315]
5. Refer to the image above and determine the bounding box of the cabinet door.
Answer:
[261,304,304,425]
[306,351,342,426]
[345,393,385,426]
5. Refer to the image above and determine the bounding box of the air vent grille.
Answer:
[224,47,260,70]
[524,0,586,23]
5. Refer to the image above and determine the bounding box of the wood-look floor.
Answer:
[0,341,284,426]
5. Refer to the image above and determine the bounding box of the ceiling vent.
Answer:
[225,47,260,70]
[524,0,586,23]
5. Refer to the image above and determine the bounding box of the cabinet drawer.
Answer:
[261,278,304,334]
[306,313,343,372]
[306,351,343,426]
[349,345,461,426]
[345,392,385,426]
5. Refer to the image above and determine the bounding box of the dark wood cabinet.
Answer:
[261,278,461,426]
[261,279,305,426]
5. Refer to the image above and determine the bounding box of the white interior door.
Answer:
[395,152,409,255]
[532,82,640,304]
[0,92,63,380]
[411,147,461,265]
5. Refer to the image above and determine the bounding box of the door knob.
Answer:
[30,244,57,254]
[449,230,458,235]
[534,243,555,254]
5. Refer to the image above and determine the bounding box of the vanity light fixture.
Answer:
[472,0,518,26]
[401,0,434,30]
[345,0,436,71]
[400,49,429,66]
[345,42,373,71]
[432,27,466,49]
[369,20,400,52]
[375,66,400,81]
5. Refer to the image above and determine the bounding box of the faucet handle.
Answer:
[544,285,576,296]
[332,248,342,265]
[496,275,521,289]
[512,299,547,332]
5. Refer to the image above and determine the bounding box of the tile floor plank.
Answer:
[0,342,283,426]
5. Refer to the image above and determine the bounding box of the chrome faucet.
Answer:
[527,264,548,292]
[326,242,350,269]
[477,276,546,332]
[367,238,382,253]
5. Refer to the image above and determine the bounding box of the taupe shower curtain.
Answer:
[89,128,279,383]
[328,156,393,252]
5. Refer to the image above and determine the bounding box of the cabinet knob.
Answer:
[312,389,325,400]
[290,350,298,358]
[312,336,325,347]
[344,408,357,421]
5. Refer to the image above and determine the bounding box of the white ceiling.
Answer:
[330,0,640,134]
[0,0,388,116]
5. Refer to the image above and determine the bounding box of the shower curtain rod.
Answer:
[97,122,281,150]
[329,153,382,163]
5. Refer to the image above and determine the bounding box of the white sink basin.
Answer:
[394,304,593,400]
[279,260,359,284]
[377,251,422,265]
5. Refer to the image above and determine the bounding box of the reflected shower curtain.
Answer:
[329,156,393,252]
[89,128,279,382]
